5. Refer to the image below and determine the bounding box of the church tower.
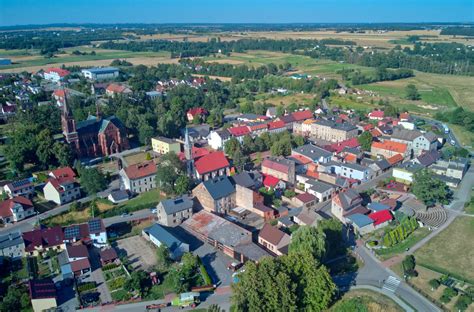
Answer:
[61,88,80,150]
[184,127,194,178]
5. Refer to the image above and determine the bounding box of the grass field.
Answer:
[329,289,403,312]
[375,227,431,261]
[414,217,474,282]
[254,92,315,106]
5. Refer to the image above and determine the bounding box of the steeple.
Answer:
[184,127,194,178]
[60,86,79,148]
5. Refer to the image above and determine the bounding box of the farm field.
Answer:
[414,217,474,282]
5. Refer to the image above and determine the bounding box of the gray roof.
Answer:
[231,172,255,188]
[308,180,334,193]
[423,132,438,142]
[347,213,373,228]
[293,144,332,162]
[183,124,210,138]
[233,243,271,262]
[342,162,368,172]
[315,118,357,132]
[397,162,424,173]
[433,174,460,185]
[153,136,178,144]
[109,190,129,201]
[416,150,441,167]
[144,224,185,252]
[375,159,391,171]
[391,127,422,142]
[337,189,362,210]
[159,196,193,215]
[215,129,231,140]
[0,232,23,249]
[367,202,391,212]
[203,176,235,200]
[83,67,119,74]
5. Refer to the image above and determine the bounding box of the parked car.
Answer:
[227,262,243,272]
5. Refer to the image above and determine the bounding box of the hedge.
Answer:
[102,263,120,271]
[77,282,96,293]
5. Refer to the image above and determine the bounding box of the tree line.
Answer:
[340,67,414,85]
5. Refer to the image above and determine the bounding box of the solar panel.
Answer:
[64,225,80,239]
[88,219,102,233]
[11,179,30,188]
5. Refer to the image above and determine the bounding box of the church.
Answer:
[61,98,129,158]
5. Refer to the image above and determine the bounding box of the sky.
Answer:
[0,0,473,26]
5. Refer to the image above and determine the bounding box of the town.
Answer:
[0,20,473,312]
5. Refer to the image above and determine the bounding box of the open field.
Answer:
[254,92,316,106]
[414,217,474,282]
[329,289,403,312]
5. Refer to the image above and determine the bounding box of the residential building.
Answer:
[192,176,236,214]
[261,157,296,184]
[187,107,208,122]
[431,158,469,181]
[66,244,91,277]
[151,136,181,155]
[156,196,194,227]
[392,162,424,184]
[29,279,57,312]
[182,210,270,262]
[142,223,189,259]
[81,67,119,80]
[267,120,287,134]
[368,110,384,120]
[106,83,132,96]
[413,150,441,167]
[368,210,393,230]
[0,196,35,224]
[292,192,317,209]
[100,248,119,266]
[304,179,334,202]
[63,219,107,248]
[194,151,230,181]
[23,226,65,256]
[228,125,250,143]
[371,140,408,159]
[292,143,332,164]
[340,163,371,181]
[391,128,438,156]
[294,119,358,143]
[3,178,34,198]
[43,167,81,205]
[258,223,291,256]
[0,232,25,259]
[331,189,366,224]
[43,68,70,82]
[207,129,231,150]
[120,161,157,194]
[347,214,375,235]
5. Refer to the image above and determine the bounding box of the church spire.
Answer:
[184,127,194,178]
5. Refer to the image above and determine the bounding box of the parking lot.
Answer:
[113,236,157,271]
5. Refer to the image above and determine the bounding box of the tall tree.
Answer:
[405,84,421,100]
[289,226,327,261]
[412,169,452,206]
[79,167,107,196]
[357,131,373,151]
[36,129,55,169]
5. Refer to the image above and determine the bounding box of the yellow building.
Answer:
[151,136,181,155]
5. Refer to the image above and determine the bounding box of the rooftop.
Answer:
[259,223,289,246]
[194,151,229,175]
[123,161,157,180]
[144,223,185,252]
[159,196,194,215]
[29,279,56,300]
[202,176,235,200]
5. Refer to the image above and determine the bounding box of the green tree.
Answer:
[428,279,440,290]
[412,169,452,206]
[156,245,171,270]
[53,142,73,167]
[174,175,191,195]
[289,226,326,261]
[156,152,184,194]
[224,137,240,156]
[79,167,107,195]
[402,255,417,277]
[455,294,472,311]
[357,131,373,151]
[36,129,55,169]
[124,270,149,296]
[292,134,305,147]
[405,84,421,100]
[232,148,249,173]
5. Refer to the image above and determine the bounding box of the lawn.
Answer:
[375,227,430,261]
[448,123,474,149]
[414,217,474,282]
[465,193,474,214]
[123,151,151,166]
[42,198,114,226]
[145,272,177,300]
[254,92,315,106]
[329,95,377,111]
[120,188,163,212]
[329,289,403,312]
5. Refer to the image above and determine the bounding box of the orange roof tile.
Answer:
[371,140,407,153]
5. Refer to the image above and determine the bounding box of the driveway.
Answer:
[85,246,112,304]
[114,236,157,271]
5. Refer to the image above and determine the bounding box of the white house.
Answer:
[81,67,119,80]
[304,179,334,203]
[43,167,81,205]
[208,129,231,150]
[340,163,371,181]
[0,197,35,225]
[43,68,70,82]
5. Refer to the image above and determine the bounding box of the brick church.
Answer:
[61,98,129,158]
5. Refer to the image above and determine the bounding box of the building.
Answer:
[304,179,334,202]
[61,98,129,158]
[0,196,35,225]
[29,279,57,312]
[192,176,236,214]
[151,136,181,155]
[182,210,270,262]
[228,125,251,143]
[120,161,157,194]
[368,110,385,120]
[63,219,107,248]
[108,190,129,204]
[208,129,231,150]
[187,107,208,122]
[392,162,424,184]
[371,140,408,160]
[82,67,119,80]
[258,223,291,256]
[0,58,12,65]
[391,128,438,156]
[156,196,194,227]
[142,223,189,259]
[66,244,91,277]
[267,120,286,134]
[292,144,332,164]
[3,178,35,198]
[368,210,393,229]
[331,189,366,224]
[194,151,230,181]
[347,214,375,235]
[340,163,371,181]
[0,232,25,259]
[292,192,317,209]
[43,68,70,82]
[294,119,358,143]
[23,226,65,256]
[100,248,119,266]
[106,83,132,96]
[431,158,469,181]
[43,167,81,205]
[261,157,296,184]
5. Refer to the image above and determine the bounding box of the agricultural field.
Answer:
[414,217,474,282]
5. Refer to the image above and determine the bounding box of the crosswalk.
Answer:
[383,276,401,292]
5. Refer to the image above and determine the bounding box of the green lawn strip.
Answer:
[329,95,377,111]
[447,123,474,149]
[416,262,474,285]
[144,272,177,300]
[375,227,430,261]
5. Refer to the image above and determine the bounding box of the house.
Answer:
[187,107,208,122]
[267,120,287,134]
[0,196,35,225]
[392,162,424,184]
[29,279,57,312]
[3,178,35,198]
[228,125,251,142]
[261,157,296,184]
[108,190,129,204]
[368,210,393,229]
[66,244,91,277]
[291,110,314,123]
[235,184,274,220]
[151,136,181,155]
[258,223,291,256]
[368,110,385,120]
[431,158,469,181]
[146,90,162,99]
[340,163,371,181]
[263,174,286,189]
[367,202,392,212]
[266,107,277,118]
[194,151,230,181]
[156,195,194,227]
[43,68,70,82]
[413,150,441,167]
[0,232,25,259]
[143,223,189,259]
[120,161,157,194]
[292,144,332,164]
[347,214,375,235]
[325,138,361,154]
[391,128,438,156]
[43,167,81,205]
[23,226,65,256]
[208,129,231,150]
[184,124,211,141]
[63,218,107,248]
[100,248,119,266]
[304,179,334,202]
[277,114,296,130]
[52,88,85,106]
[295,119,358,143]
[82,67,119,80]
[182,210,270,262]
[230,171,261,189]
[192,176,236,214]
[371,140,408,160]
[331,189,366,224]
[106,83,132,96]
[293,192,317,209]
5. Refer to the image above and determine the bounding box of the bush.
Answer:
[283,190,296,198]
[199,261,212,286]
[440,287,458,303]
[111,289,132,302]
[455,294,472,311]
[102,263,119,271]
[428,279,440,290]
[402,255,418,277]
[107,276,127,291]
[77,282,96,293]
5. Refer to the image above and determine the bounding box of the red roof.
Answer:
[262,158,290,174]
[368,210,393,226]
[178,146,210,161]
[23,226,64,252]
[372,140,407,154]
[106,83,130,93]
[288,154,312,165]
[363,124,375,131]
[370,129,383,137]
[100,248,118,262]
[291,110,313,122]
[399,112,410,121]
[325,137,360,154]
[387,154,404,165]
[187,107,208,116]
[194,151,230,175]
[123,161,157,180]
[49,167,76,184]
[45,67,70,77]
[228,126,250,137]
[249,123,268,131]
[0,196,33,218]
[263,174,280,188]
[369,110,384,119]
[53,89,68,98]
[70,258,91,273]
[259,223,287,246]
[267,120,285,130]
[295,192,316,203]
[66,244,89,258]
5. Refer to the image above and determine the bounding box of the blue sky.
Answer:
[0,0,473,26]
